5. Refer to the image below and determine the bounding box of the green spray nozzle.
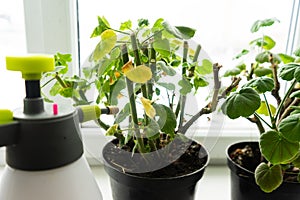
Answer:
[77,105,119,123]
[6,55,55,80]
[0,109,13,125]
[6,55,55,114]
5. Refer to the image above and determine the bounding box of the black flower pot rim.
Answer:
[102,138,210,181]
[226,140,300,185]
[226,140,258,176]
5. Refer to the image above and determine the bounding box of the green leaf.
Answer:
[137,18,149,27]
[110,77,126,105]
[256,101,276,116]
[292,154,300,168]
[291,90,300,98]
[255,51,270,63]
[178,77,192,95]
[196,59,213,75]
[90,16,110,38]
[115,103,130,124]
[250,35,276,50]
[279,63,300,81]
[175,26,196,39]
[151,18,164,32]
[143,118,160,139]
[221,87,261,119]
[157,61,176,76]
[49,81,62,96]
[223,68,241,77]
[194,77,208,90]
[153,104,176,134]
[234,49,249,59]
[157,82,175,90]
[294,47,300,57]
[255,163,283,193]
[92,29,117,61]
[97,59,114,76]
[236,63,246,71]
[279,114,300,142]
[119,20,132,30]
[242,77,274,93]
[105,124,119,136]
[162,21,195,39]
[260,130,299,164]
[153,38,171,57]
[278,53,295,64]
[254,67,273,77]
[59,87,74,98]
[251,18,280,33]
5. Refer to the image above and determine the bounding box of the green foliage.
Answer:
[221,87,261,119]
[255,163,283,193]
[42,17,216,155]
[223,17,300,193]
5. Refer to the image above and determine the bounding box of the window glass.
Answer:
[77,0,295,131]
[78,0,293,67]
[0,0,26,109]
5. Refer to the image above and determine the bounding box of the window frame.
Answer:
[22,0,300,166]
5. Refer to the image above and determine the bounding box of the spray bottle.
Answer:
[0,55,117,200]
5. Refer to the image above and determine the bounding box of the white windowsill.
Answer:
[0,165,231,200]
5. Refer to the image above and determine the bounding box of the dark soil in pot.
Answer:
[227,141,300,200]
[102,134,209,200]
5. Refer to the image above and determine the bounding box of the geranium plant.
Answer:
[42,17,239,159]
[222,18,300,193]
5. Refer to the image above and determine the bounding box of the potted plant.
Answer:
[221,18,300,199]
[42,17,238,200]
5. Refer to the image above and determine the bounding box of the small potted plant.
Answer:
[42,17,238,200]
[221,18,300,199]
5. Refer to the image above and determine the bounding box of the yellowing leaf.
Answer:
[256,101,276,116]
[140,97,156,118]
[122,60,134,74]
[105,124,119,136]
[92,29,117,61]
[125,65,152,83]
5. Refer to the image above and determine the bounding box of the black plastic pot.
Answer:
[102,139,209,200]
[227,141,300,200]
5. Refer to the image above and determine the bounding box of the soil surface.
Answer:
[103,134,208,178]
[230,143,299,182]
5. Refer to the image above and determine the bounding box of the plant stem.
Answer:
[247,114,266,134]
[96,118,110,130]
[130,33,148,99]
[121,44,145,153]
[254,112,273,130]
[279,98,300,121]
[53,73,67,88]
[178,41,189,130]
[148,39,156,100]
[188,44,201,77]
[270,53,281,105]
[274,79,298,123]
[263,93,276,128]
[41,77,56,88]
[179,63,223,134]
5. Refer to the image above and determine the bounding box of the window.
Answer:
[76,0,300,164]
[2,0,299,165]
[0,0,26,109]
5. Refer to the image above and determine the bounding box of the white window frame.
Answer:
[22,0,300,166]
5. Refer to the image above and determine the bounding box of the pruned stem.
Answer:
[178,41,189,129]
[188,44,201,77]
[270,53,281,105]
[247,114,265,134]
[179,63,234,134]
